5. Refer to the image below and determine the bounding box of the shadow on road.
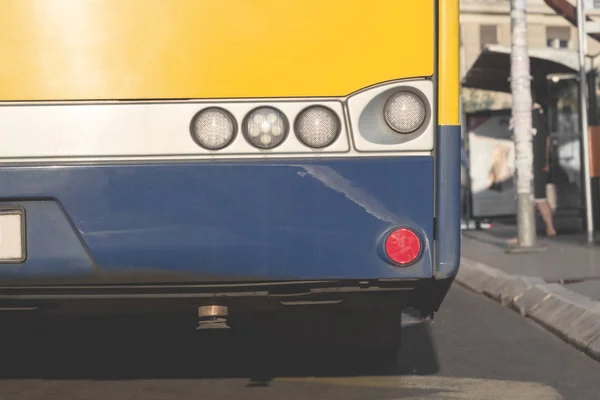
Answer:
[0,310,439,382]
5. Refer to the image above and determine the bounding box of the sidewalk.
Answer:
[462,224,600,300]
[458,223,600,361]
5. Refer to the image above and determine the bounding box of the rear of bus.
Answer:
[0,0,460,343]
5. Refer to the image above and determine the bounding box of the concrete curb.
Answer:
[456,258,600,362]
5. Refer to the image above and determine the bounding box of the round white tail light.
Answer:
[384,91,427,134]
[294,106,341,149]
[243,107,288,149]
[190,108,236,150]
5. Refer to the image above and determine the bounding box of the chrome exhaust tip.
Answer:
[196,305,229,330]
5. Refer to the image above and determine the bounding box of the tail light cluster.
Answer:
[189,89,428,152]
[191,104,341,151]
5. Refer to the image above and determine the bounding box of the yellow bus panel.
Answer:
[437,0,459,126]
[0,0,434,101]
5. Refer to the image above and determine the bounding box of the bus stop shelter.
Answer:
[461,44,600,230]
[462,44,587,108]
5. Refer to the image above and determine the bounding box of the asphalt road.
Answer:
[0,285,599,400]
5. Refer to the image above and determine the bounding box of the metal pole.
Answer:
[576,0,595,244]
[510,0,537,248]
[588,58,597,125]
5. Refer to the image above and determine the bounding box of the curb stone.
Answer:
[528,295,591,339]
[512,284,553,316]
[588,335,600,360]
[456,258,600,362]
[499,276,544,307]
[565,311,600,350]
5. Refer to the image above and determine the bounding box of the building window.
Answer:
[546,26,570,49]
[480,25,498,50]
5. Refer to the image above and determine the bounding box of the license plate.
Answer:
[0,208,25,263]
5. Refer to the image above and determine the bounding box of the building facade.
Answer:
[460,0,600,111]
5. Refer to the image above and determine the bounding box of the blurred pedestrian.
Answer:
[507,94,556,244]
[532,105,556,238]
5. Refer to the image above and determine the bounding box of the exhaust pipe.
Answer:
[196,305,229,330]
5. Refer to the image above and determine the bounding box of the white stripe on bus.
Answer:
[0,80,434,163]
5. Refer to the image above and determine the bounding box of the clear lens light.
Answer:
[384,92,427,134]
[295,106,340,148]
[244,107,288,149]
[191,108,236,150]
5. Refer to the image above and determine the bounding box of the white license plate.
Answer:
[0,209,25,262]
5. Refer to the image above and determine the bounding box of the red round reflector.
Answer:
[384,228,421,265]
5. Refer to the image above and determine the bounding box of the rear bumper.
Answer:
[0,157,435,282]
[0,277,454,316]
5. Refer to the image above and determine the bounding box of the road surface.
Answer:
[0,285,598,399]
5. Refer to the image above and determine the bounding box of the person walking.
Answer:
[532,105,557,238]
[507,98,557,244]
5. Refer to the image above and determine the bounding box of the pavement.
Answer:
[462,224,600,287]
[2,286,600,399]
[459,223,600,362]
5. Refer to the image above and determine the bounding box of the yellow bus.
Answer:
[0,0,460,353]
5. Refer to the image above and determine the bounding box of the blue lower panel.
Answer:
[0,158,434,283]
[435,126,462,278]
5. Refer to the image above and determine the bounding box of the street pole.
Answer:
[510,0,537,249]
[576,0,596,244]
